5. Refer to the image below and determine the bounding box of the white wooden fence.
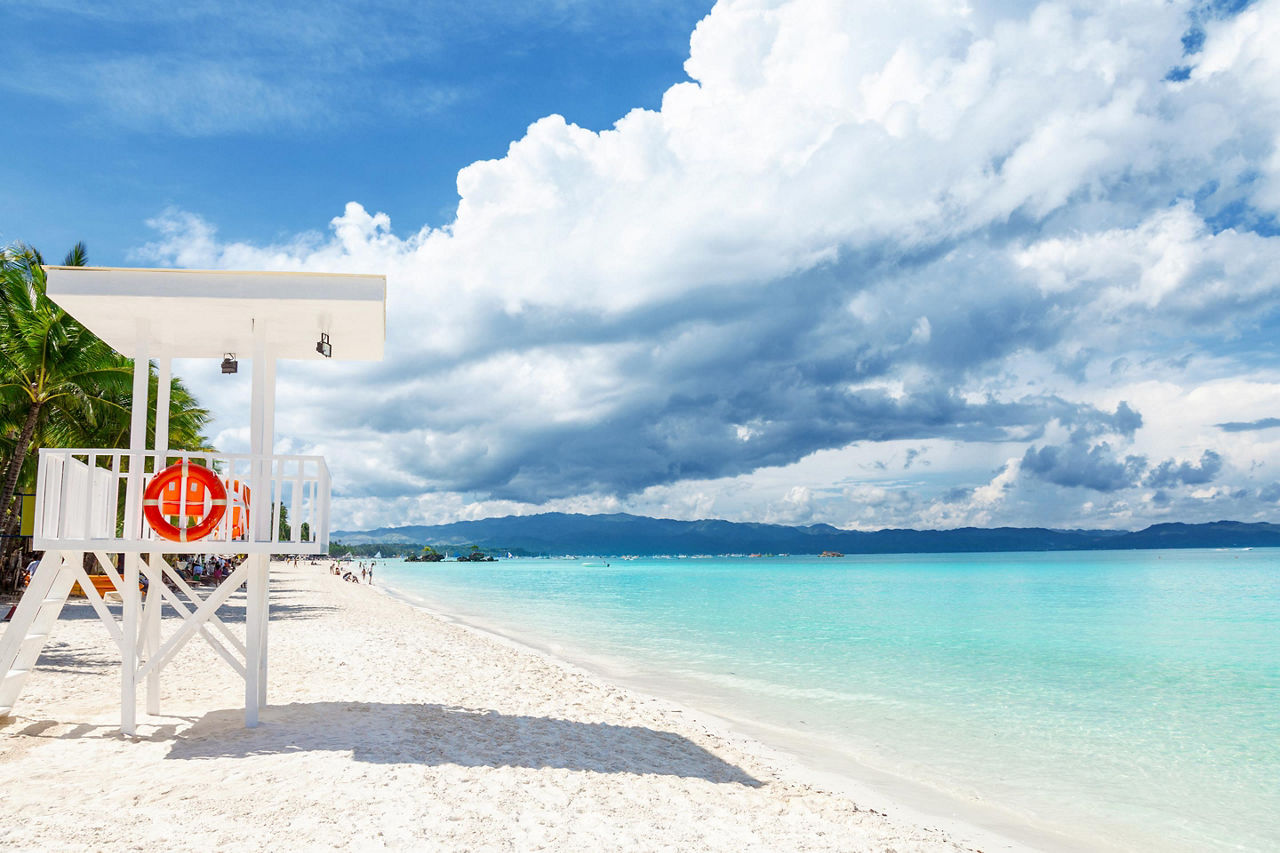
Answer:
[32,448,331,554]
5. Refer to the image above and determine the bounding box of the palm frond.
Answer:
[62,242,88,267]
[0,241,219,519]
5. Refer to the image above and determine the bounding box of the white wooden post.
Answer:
[263,356,276,461]
[244,324,274,726]
[258,553,269,706]
[122,553,139,736]
[121,336,149,736]
[147,354,171,716]
[250,325,267,541]
[259,356,275,706]
[154,354,171,459]
[123,331,149,543]
[142,562,161,715]
[245,553,262,727]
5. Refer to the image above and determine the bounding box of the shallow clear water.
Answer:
[372,549,1280,851]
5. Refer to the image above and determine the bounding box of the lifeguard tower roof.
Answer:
[43,266,386,360]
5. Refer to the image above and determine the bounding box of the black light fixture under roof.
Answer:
[221,353,238,374]
[316,332,332,358]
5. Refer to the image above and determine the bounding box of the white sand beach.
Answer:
[1,561,1006,852]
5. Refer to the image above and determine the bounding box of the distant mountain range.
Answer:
[332,513,1280,556]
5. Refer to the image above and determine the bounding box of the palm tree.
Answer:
[42,365,212,454]
[0,243,131,534]
[0,242,217,590]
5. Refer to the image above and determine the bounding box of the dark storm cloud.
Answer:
[1145,450,1223,488]
[1217,417,1280,432]
[1107,402,1144,437]
[1055,401,1143,440]
[400,384,1118,503]
[1023,437,1225,495]
[307,187,1259,509]
[341,308,1147,500]
[1021,440,1147,492]
[318,239,1170,503]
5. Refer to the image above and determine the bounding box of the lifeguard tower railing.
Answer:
[31,448,331,554]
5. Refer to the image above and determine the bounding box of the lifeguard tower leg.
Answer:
[121,553,139,735]
[257,554,269,707]
[257,357,275,709]
[119,333,148,736]
[144,553,163,716]
[0,552,77,716]
[245,555,264,727]
[146,353,170,719]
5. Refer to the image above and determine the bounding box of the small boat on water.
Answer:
[580,560,610,568]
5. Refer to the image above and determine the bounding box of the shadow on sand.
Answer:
[17,584,338,627]
[27,642,119,675]
[166,701,761,786]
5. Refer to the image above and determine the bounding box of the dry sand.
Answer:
[1,561,1002,851]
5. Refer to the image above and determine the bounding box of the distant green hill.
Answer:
[331,513,1280,556]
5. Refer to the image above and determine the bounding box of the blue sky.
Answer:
[6,0,1280,532]
[3,0,712,261]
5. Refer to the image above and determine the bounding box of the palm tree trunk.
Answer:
[1,512,22,593]
[0,400,42,531]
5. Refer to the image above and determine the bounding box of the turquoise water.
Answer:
[373,549,1280,851]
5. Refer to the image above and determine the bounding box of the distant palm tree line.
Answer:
[0,242,212,589]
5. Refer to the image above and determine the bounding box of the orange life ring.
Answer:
[155,472,210,515]
[142,461,228,542]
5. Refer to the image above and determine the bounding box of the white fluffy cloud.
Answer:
[143,0,1280,531]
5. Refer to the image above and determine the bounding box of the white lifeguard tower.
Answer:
[0,267,385,734]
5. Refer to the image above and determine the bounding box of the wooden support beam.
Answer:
[155,559,247,658]
[68,557,125,654]
[136,561,249,682]
[143,555,246,680]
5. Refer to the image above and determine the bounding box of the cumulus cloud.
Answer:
[972,460,1020,507]
[1145,449,1224,488]
[1022,441,1146,492]
[133,0,1280,530]
[1022,435,1225,494]
[1014,202,1280,338]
